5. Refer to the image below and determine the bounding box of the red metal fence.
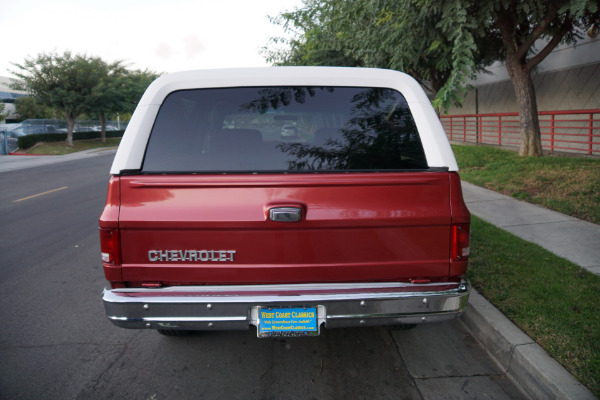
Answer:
[440,109,600,156]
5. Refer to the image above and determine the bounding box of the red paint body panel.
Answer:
[449,173,472,278]
[98,176,120,229]
[106,172,470,286]
[99,177,122,285]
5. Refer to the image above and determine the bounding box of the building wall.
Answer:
[446,33,600,115]
[0,76,27,122]
[443,58,600,155]
[450,62,600,115]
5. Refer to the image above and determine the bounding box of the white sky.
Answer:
[0,0,303,78]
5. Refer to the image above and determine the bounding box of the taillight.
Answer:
[99,228,121,265]
[451,223,470,262]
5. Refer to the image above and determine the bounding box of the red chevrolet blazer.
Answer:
[100,67,471,337]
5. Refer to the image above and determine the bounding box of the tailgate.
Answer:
[118,172,452,285]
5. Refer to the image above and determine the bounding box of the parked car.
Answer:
[5,124,27,138]
[280,124,298,137]
[100,67,471,337]
[2,122,65,136]
[0,123,19,136]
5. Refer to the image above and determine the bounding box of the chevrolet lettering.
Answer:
[100,67,472,338]
[148,250,236,262]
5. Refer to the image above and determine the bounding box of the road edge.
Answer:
[0,148,117,173]
[459,289,597,400]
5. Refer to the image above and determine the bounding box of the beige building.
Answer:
[447,32,600,115]
[0,76,26,122]
[443,31,599,155]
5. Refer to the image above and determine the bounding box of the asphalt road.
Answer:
[0,153,528,400]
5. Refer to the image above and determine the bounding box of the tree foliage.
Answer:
[82,58,125,141]
[439,0,599,155]
[267,0,600,156]
[0,101,6,122]
[11,52,103,145]
[119,69,160,113]
[85,64,159,141]
[264,0,500,110]
[15,96,55,120]
[10,51,159,145]
[484,0,600,156]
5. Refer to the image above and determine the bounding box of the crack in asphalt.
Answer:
[75,334,140,399]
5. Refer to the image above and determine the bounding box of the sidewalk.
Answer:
[460,181,598,400]
[0,148,117,173]
[462,181,600,275]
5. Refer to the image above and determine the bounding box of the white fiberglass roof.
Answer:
[110,67,458,174]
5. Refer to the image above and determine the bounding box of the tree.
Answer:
[84,58,128,142]
[264,1,365,68]
[14,96,55,120]
[268,0,600,156]
[265,0,498,110]
[11,52,104,145]
[86,65,159,141]
[119,69,160,114]
[11,52,159,145]
[484,1,600,155]
[0,101,6,122]
[433,0,599,156]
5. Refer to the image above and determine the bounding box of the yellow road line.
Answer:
[13,186,68,203]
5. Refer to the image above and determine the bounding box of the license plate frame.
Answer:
[256,306,320,337]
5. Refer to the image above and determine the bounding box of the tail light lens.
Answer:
[99,228,121,265]
[451,223,470,262]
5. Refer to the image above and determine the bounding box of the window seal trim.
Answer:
[118,167,449,176]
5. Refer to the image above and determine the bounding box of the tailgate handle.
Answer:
[269,207,303,222]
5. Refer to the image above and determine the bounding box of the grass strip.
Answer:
[452,145,600,224]
[469,216,600,395]
[23,138,121,155]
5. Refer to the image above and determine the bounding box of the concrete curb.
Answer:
[460,289,597,400]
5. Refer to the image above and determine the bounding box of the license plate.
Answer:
[257,307,319,337]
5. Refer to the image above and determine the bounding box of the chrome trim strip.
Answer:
[108,316,248,322]
[328,311,449,319]
[104,281,467,304]
[104,291,462,304]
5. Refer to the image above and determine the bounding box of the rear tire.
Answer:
[157,329,189,336]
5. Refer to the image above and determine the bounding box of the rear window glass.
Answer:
[142,86,428,173]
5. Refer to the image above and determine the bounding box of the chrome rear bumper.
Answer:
[102,280,470,332]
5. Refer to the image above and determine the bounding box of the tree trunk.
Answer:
[66,112,75,146]
[505,58,543,156]
[100,112,106,143]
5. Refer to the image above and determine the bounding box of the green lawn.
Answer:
[469,216,600,395]
[22,138,121,155]
[454,144,600,395]
[453,145,600,224]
